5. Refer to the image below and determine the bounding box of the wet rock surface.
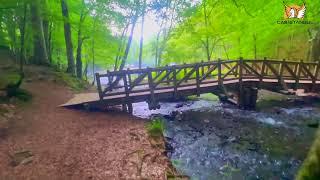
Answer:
[133,93,320,180]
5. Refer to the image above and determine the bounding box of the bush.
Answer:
[146,118,165,137]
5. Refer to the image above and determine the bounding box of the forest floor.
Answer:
[0,52,169,179]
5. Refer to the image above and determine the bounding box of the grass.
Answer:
[53,71,89,92]
[146,118,165,138]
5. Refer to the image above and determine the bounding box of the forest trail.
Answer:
[0,55,168,179]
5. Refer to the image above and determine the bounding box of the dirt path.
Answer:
[0,67,168,179]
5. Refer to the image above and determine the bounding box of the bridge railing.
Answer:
[95,58,320,100]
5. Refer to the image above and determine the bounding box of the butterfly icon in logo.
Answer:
[283,1,306,19]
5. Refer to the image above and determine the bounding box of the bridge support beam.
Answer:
[238,87,258,110]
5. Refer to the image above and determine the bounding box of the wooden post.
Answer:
[238,57,244,107]
[148,67,156,106]
[123,73,129,98]
[196,64,200,97]
[259,58,266,89]
[166,64,170,85]
[264,57,268,76]
[127,68,132,87]
[173,66,178,98]
[312,61,320,92]
[95,73,103,100]
[127,103,133,114]
[295,60,302,90]
[239,57,243,85]
[184,63,187,82]
[201,60,204,76]
[107,70,112,87]
[279,59,285,79]
[218,58,222,85]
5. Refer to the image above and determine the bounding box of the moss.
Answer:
[146,118,165,138]
[53,72,89,92]
[188,93,219,101]
[296,130,320,180]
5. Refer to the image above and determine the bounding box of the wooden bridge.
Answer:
[63,58,320,113]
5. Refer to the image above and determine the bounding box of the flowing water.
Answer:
[132,92,320,180]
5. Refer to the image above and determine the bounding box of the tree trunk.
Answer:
[114,23,129,71]
[30,0,49,65]
[203,0,211,61]
[61,0,75,74]
[155,29,161,67]
[48,22,53,63]
[138,0,146,69]
[91,16,97,85]
[253,33,257,59]
[118,17,138,71]
[76,38,83,78]
[19,3,27,73]
[311,29,320,61]
[76,9,86,79]
[109,15,138,88]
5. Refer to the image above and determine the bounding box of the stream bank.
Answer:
[133,91,320,179]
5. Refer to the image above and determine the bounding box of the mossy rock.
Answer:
[297,130,320,180]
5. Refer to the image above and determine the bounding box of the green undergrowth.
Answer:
[0,69,21,90]
[53,71,89,92]
[146,117,165,138]
[297,129,320,180]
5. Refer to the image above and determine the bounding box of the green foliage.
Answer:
[146,118,165,137]
[162,0,320,65]
[297,129,320,180]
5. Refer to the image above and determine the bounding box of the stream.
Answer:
[132,91,320,180]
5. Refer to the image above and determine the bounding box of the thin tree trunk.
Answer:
[109,15,138,88]
[30,0,49,65]
[203,0,211,61]
[114,23,129,71]
[155,29,161,67]
[61,0,75,74]
[91,16,97,85]
[222,41,230,60]
[138,0,146,69]
[253,33,257,59]
[118,17,138,71]
[19,3,27,73]
[48,22,53,63]
[76,9,86,79]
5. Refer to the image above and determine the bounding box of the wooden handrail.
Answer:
[96,58,319,99]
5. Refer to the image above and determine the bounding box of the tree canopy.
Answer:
[0,0,319,80]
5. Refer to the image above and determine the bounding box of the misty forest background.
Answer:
[0,0,320,81]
